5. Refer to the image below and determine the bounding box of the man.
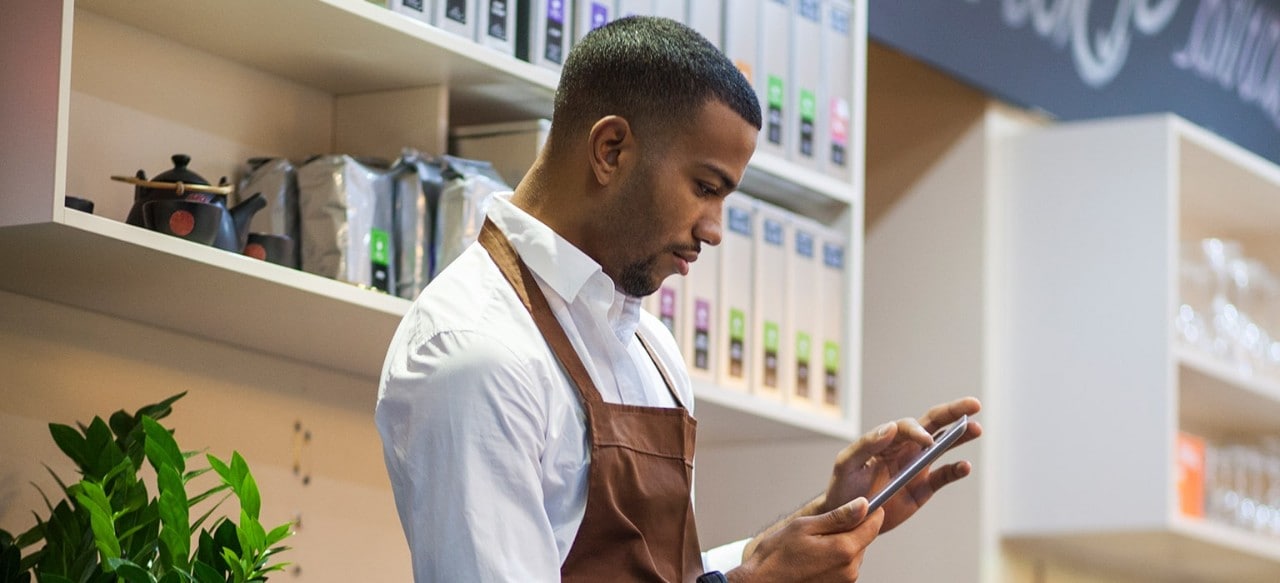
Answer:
[376,16,982,582]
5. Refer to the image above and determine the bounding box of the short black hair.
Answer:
[548,16,762,154]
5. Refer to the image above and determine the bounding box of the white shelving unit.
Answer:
[999,114,1280,582]
[0,0,869,567]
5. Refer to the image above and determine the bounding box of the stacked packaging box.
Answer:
[476,0,517,55]
[788,214,823,408]
[752,199,792,401]
[818,231,845,416]
[573,0,612,45]
[682,229,721,384]
[723,0,760,91]
[642,275,684,343]
[518,0,569,70]
[686,0,723,46]
[436,0,478,38]
[717,194,755,391]
[791,0,824,169]
[388,0,435,24]
[824,0,854,181]
[759,0,793,159]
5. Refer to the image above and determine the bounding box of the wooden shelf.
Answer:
[1178,346,1280,436]
[693,380,857,445]
[741,152,855,219]
[77,0,560,125]
[0,210,855,442]
[0,210,410,379]
[1006,517,1280,583]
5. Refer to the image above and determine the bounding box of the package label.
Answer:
[763,321,780,388]
[591,1,609,30]
[694,298,711,371]
[823,340,839,406]
[795,331,812,398]
[796,229,815,258]
[729,307,746,378]
[831,97,850,167]
[800,89,816,158]
[403,0,425,12]
[799,0,820,20]
[823,241,845,269]
[768,75,785,146]
[764,218,784,246]
[488,0,509,40]
[446,0,468,23]
[546,0,566,64]
[659,287,677,335]
[728,206,752,236]
[371,228,391,293]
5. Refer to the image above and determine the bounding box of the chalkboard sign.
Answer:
[870,0,1280,166]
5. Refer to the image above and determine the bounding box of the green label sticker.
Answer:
[768,75,785,108]
[764,321,780,352]
[796,332,812,364]
[800,89,816,122]
[824,340,840,372]
[371,228,390,266]
[730,308,746,341]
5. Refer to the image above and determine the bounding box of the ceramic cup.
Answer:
[242,233,296,267]
[141,199,224,246]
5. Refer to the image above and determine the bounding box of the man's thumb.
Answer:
[811,498,869,535]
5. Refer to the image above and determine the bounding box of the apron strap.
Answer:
[636,332,688,410]
[479,219,605,405]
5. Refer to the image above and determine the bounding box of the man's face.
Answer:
[601,100,758,297]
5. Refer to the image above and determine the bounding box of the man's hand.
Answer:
[819,397,983,533]
[727,498,884,583]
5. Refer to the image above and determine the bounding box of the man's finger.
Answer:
[913,460,972,501]
[807,497,870,535]
[919,397,982,432]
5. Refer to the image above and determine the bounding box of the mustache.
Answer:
[667,242,702,255]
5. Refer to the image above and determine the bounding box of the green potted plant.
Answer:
[0,393,292,583]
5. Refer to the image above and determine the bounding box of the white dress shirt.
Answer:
[376,194,746,581]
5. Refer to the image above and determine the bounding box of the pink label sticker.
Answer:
[830,97,850,145]
[695,299,710,331]
[660,287,677,319]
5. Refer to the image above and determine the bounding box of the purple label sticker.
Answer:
[695,299,710,331]
[660,287,676,319]
[548,0,565,23]
[591,2,609,29]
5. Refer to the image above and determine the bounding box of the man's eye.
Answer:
[697,182,719,197]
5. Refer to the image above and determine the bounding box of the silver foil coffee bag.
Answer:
[298,155,398,293]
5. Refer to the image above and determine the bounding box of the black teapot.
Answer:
[116,154,266,252]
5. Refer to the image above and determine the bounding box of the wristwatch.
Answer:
[696,572,728,583]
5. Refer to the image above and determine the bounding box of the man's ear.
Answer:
[587,116,634,187]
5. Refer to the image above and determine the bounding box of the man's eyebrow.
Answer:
[701,163,738,193]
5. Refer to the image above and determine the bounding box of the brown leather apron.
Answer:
[478,219,703,583]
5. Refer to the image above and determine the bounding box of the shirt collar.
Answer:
[486,194,643,342]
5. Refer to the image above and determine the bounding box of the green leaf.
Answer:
[190,493,232,535]
[72,481,121,564]
[220,548,246,583]
[36,574,74,583]
[48,423,88,470]
[154,465,191,571]
[142,417,185,475]
[205,455,231,486]
[263,523,291,548]
[157,572,187,583]
[105,558,157,583]
[188,484,230,509]
[108,410,135,442]
[182,467,214,484]
[229,455,258,521]
[235,514,265,558]
[191,561,225,583]
[134,392,186,425]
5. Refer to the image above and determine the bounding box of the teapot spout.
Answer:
[229,192,267,248]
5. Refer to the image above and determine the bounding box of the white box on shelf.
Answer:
[477,0,518,55]
[788,214,823,409]
[652,0,687,22]
[617,0,652,18]
[519,0,569,70]
[752,199,791,402]
[451,119,550,187]
[759,0,792,159]
[686,0,723,47]
[683,239,720,383]
[436,0,478,38]
[573,0,612,45]
[718,193,755,391]
[791,0,823,169]
[388,0,436,24]
[822,0,853,181]
[642,274,684,344]
[818,228,845,416]
[724,0,761,104]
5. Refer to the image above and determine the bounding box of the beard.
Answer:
[617,253,662,297]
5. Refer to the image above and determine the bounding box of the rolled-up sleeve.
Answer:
[376,329,559,582]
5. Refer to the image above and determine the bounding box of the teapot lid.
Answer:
[151,154,210,186]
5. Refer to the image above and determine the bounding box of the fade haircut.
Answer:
[547,16,762,156]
